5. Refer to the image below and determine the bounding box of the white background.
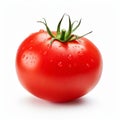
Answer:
[1,0,119,120]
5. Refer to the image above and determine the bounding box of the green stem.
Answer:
[60,29,66,41]
[65,15,72,40]
[56,14,66,37]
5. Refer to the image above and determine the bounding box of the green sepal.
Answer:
[37,14,92,43]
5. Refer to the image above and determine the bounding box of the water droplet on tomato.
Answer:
[58,45,62,47]
[78,51,82,56]
[30,39,34,43]
[50,59,53,63]
[86,63,90,68]
[25,56,28,60]
[29,47,33,50]
[58,61,63,67]
[67,54,72,60]
[22,52,38,68]
[43,51,47,55]
[21,46,25,50]
[90,58,94,63]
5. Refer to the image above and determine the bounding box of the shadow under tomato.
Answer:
[20,95,94,109]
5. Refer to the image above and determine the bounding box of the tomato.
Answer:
[16,14,102,102]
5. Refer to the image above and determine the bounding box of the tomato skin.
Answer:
[16,30,102,102]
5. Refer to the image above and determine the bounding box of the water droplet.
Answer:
[25,56,28,60]
[58,44,61,47]
[78,51,82,56]
[80,46,85,50]
[43,51,47,55]
[58,61,63,67]
[29,47,33,50]
[22,52,38,68]
[90,58,94,63]
[68,54,72,60]
[33,56,37,60]
[30,39,34,43]
[21,47,24,50]
[47,44,51,49]
[86,63,90,68]
[50,59,53,63]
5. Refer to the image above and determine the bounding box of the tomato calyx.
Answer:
[37,14,92,43]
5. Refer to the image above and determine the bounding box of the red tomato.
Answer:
[16,14,102,102]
